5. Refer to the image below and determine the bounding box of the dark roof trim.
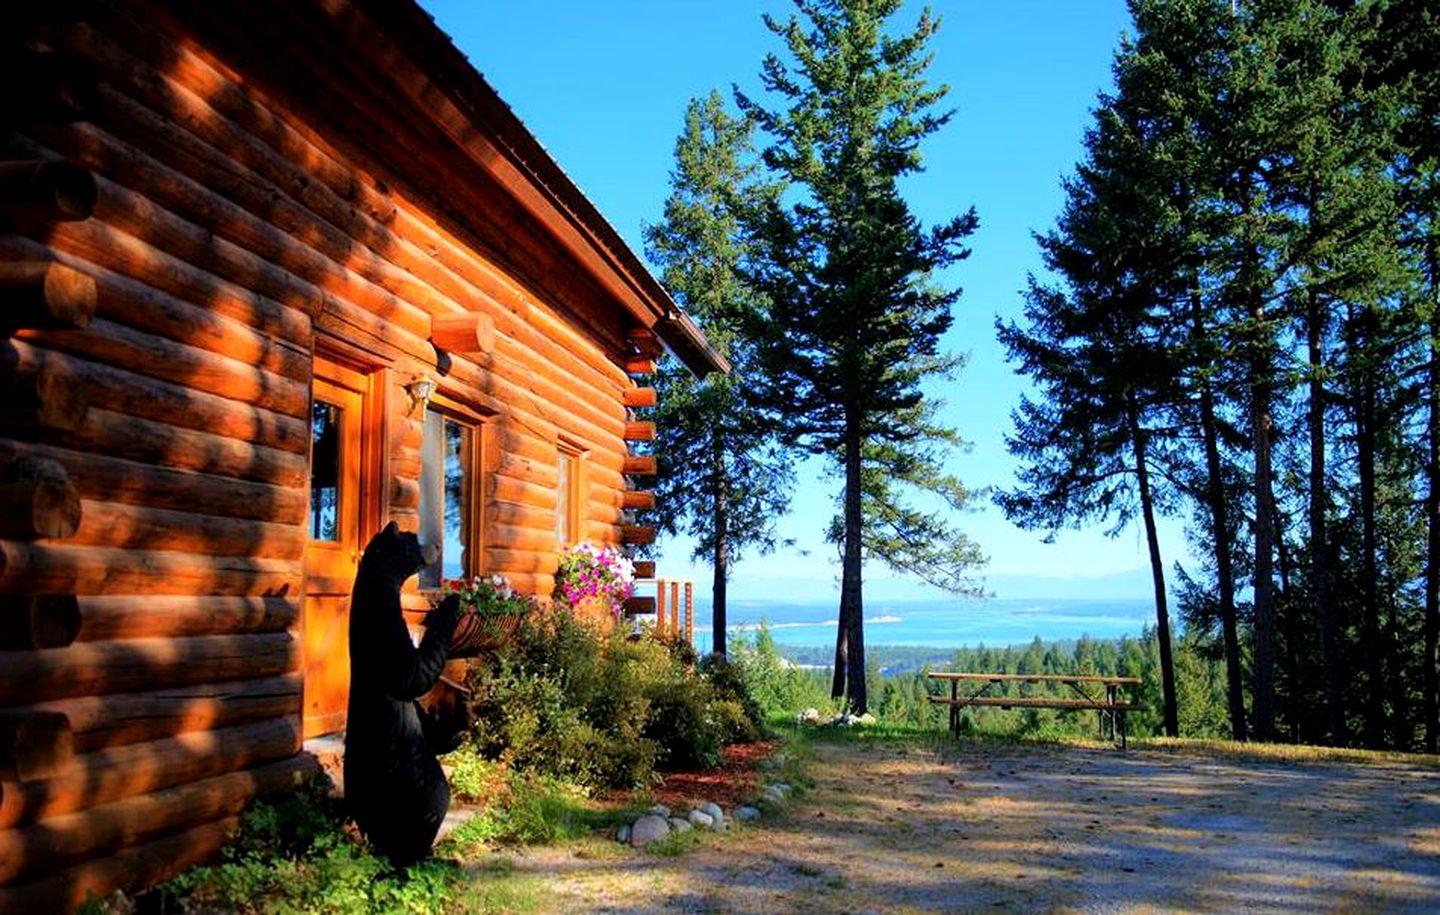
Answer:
[338,0,729,377]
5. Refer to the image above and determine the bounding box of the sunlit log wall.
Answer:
[0,0,672,907]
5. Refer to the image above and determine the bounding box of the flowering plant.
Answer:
[553,541,635,618]
[445,573,536,617]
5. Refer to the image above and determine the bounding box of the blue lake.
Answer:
[682,596,1158,654]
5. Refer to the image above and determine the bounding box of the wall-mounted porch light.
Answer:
[404,376,436,417]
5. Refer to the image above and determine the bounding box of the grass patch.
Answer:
[448,871,547,914]
[117,781,468,915]
[644,826,703,857]
[441,771,648,852]
[779,716,950,753]
[1131,737,1440,767]
[923,729,1440,768]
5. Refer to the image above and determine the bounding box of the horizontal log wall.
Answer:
[3,0,660,904]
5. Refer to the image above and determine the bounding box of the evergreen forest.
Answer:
[998,0,1440,751]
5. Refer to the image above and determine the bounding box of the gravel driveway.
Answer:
[473,738,1440,913]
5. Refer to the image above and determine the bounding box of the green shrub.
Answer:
[644,672,722,769]
[150,777,460,914]
[463,610,753,789]
[698,653,766,731]
[710,697,762,744]
[730,624,834,718]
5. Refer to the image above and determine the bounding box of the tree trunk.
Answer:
[1192,294,1248,741]
[1422,231,1434,755]
[1426,238,1440,754]
[1250,328,1278,743]
[1357,308,1385,749]
[1272,503,1297,739]
[1125,393,1177,736]
[711,433,729,657]
[1308,286,1346,744]
[833,415,867,713]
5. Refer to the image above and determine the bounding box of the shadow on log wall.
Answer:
[1,0,665,908]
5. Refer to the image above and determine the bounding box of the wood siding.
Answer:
[2,1,662,907]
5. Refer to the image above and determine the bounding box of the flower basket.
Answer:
[553,542,635,633]
[438,573,535,659]
[448,611,522,658]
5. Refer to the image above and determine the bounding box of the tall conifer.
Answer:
[737,0,982,712]
[646,92,795,656]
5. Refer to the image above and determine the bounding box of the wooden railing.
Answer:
[624,578,694,645]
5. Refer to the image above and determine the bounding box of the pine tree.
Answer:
[645,92,795,657]
[996,87,1185,735]
[1364,0,1440,751]
[737,0,982,712]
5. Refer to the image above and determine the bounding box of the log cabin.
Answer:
[0,0,726,908]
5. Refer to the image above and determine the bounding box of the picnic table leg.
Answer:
[1105,684,1118,744]
[950,679,959,738]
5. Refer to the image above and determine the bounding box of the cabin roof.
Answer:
[342,0,729,377]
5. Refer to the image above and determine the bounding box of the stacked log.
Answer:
[1,0,693,904]
[2,19,314,903]
[31,9,649,595]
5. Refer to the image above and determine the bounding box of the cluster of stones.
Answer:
[615,785,792,848]
[617,802,727,848]
[797,707,877,727]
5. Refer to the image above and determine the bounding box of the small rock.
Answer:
[773,783,792,796]
[798,707,822,725]
[648,803,671,818]
[630,814,671,848]
[857,712,877,726]
[616,824,632,844]
[762,786,785,804]
[668,817,692,833]
[700,802,724,826]
[688,809,714,829]
[735,806,761,821]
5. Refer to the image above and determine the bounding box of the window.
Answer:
[309,400,344,541]
[552,443,581,544]
[418,409,475,589]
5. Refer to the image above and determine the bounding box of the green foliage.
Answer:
[645,90,795,655]
[734,0,983,711]
[697,652,766,737]
[150,778,461,914]
[463,612,763,789]
[730,624,835,718]
[753,629,1235,741]
[996,0,1440,751]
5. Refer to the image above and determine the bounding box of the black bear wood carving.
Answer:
[344,521,462,868]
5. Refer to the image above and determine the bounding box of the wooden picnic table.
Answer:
[927,672,1143,748]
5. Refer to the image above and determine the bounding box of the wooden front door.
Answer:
[303,359,369,738]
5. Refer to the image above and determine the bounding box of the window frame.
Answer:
[555,437,586,547]
[417,392,490,590]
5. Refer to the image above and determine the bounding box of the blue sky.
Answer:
[424,0,1189,602]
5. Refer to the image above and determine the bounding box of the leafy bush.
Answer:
[730,624,835,718]
[644,672,722,768]
[709,697,762,744]
[698,653,765,731]
[148,777,460,914]
[463,610,762,788]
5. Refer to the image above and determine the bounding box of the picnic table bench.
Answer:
[927,672,1144,748]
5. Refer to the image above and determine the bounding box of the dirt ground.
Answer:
[472,737,1440,913]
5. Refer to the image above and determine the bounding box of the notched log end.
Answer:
[0,594,81,650]
[0,456,80,539]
